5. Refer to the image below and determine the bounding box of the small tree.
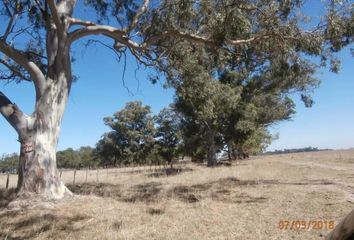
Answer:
[96,101,155,166]
[154,106,182,169]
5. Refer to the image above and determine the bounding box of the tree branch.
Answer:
[68,18,96,27]
[0,59,31,81]
[67,24,142,51]
[0,40,46,97]
[2,9,18,41]
[47,0,62,32]
[125,0,150,33]
[0,91,29,136]
[67,19,272,54]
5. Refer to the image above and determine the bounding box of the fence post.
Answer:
[73,170,77,186]
[85,168,88,183]
[96,168,99,182]
[60,171,63,178]
[5,173,9,189]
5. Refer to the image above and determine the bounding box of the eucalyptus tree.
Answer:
[0,1,352,199]
[100,101,155,166]
[154,106,183,168]
[94,132,122,167]
[174,69,240,166]
[219,69,298,160]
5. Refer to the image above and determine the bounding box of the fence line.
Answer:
[0,161,188,189]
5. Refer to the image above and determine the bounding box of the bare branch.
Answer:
[68,18,96,27]
[67,24,142,51]
[126,0,150,33]
[0,91,30,136]
[0,40,46,97]
[0,59,31,81]
[2,10,18,41]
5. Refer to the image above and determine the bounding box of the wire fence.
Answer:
[0,161,189,189]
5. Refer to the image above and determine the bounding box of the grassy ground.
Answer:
[0,149,354,239]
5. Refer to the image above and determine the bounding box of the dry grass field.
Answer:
[1,149,354,239]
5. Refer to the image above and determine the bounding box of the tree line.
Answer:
[1,96,279,172]
[265,147,329,155]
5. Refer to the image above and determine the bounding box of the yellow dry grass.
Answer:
[1,149,354,239]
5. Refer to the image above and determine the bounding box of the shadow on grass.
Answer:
[146,168,193,178]
[0,210,89,240]
[69,177,334,205]
[168,177,269,204]
[168,177,335,204]
[68,182,163,203]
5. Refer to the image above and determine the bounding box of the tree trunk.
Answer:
[227,144,232,161]
[207,128,217,167]
[231,144,238,160]
[0,71,72,200]
[326,209,354,240]
[16,77,72,199]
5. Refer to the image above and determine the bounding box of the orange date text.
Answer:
[278,220,334,230]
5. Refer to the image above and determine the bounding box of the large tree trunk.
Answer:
[1,72,72,200]
[16,75,72,199]
[207,128,217,167]
[1,1,77,201]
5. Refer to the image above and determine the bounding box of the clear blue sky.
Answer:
[0,2,353,155]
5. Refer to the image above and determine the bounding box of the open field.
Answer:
[1,149,354,239]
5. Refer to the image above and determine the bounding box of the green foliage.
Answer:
[154,106,183,167]
[153,0,353,163]
[57,146,95,169]
[95,103,185,167]
[95,101,156,166]
[0,153,18,173]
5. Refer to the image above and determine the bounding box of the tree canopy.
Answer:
[95,101,156,166]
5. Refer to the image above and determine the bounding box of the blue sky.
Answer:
[268,47,354,151]
[0,2,353,155]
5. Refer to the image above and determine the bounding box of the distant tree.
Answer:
[94,132,122,167]
[57,148,79,169]
[0,153,19,173]
[96,101,155,166]
[154,106,183,168]
[77,146,95,167]
[0,0,351,198]
[173,63,241,166]
[219,69,297,160]
[57,146,95,169]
